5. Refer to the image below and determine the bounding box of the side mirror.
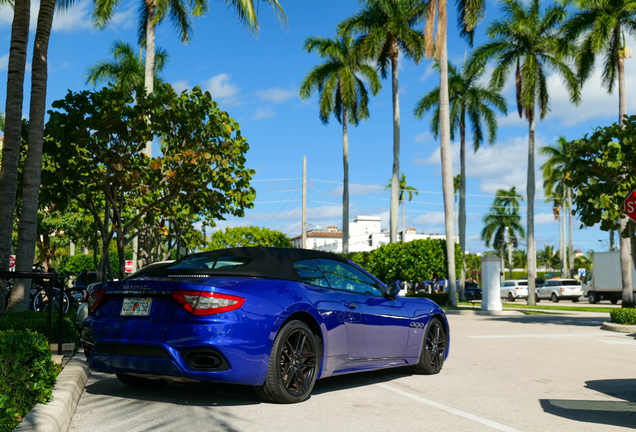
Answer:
[386,280,401,297]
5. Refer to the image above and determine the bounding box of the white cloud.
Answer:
[414,131,431,143]
[535,213,558,226]
[256,86,298,103]
[412,212,446,226]
[328,182,384,196]
[415,135,549,195]
[0,1,134,33]
[420,64,435,82]
[0,53,8,71]
[203,73,241,105]
[172,80,189,94]
[252,107,276,121]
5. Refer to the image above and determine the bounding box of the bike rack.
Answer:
[0,271,64,355]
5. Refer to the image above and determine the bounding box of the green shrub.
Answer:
[343,239,462,283]
[610,308,636,325]
[404,292,450,306]
[59,250,125,276]
[0,330,59,430]
[0,311,80,344]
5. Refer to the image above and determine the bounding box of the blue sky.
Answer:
[0,0,631,254]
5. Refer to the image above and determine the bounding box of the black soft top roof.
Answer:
[142,247,349,281]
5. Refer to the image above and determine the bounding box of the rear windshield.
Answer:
[518,281,528,286]
[165,256,252,270]
[560,280,580,286]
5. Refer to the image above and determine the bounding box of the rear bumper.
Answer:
[82,312,275,386]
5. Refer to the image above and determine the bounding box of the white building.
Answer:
[291,215,454,253]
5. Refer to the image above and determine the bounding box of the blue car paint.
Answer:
[83,263,449,386]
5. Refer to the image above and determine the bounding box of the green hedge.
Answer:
[0,330,59,431]
[0,311,80,344]
[404,292,450,305]
[58,250,130,276]
[610,308,636,325]
[343,239,462,284]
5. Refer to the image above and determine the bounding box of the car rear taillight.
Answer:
[88,289,106,313]
[560,288,565,292]
[171,290,245,316]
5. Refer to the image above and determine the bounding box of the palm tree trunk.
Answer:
[459,111,466,300]
[9,0,56,312]
[439,25,457,306]
[342,108,349,254]
[143,0,155,158]
[527,110,537,305]
[568,187,574,277]
[401,199,405,242]
[618,55,634,307]
[389,39,400,244]
[560,207,565,277]
[610,230,615,251]
[0,0,31,316]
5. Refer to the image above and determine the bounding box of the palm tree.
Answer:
[0,0,32,315]
[10,0,78,311]
[300,35,381,254]
[540,136,573,277]
[564,0,636,302]
[513,249,528,273]
[469,0,580,305]
[415,60,507,300]
[338,0,426,245]
[481,187,525,278]
[537,245,559,272]
[385,172,419,242]
[86,40,169,94]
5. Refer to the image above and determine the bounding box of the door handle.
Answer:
[344,301,358,309]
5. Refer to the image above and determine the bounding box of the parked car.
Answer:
[82,248,449,403]
[463,281,482,300]
[500,280,528,301]
[536,278,582,302]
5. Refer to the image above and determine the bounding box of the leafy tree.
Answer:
[565,116,636,307]
[465,252,482,284]
[415,60,507,299]
[469,0,580,304]
[206,226,292,250]
[339,0,426,244]
[540,136,574,277]
[86,40,170,94]
[300,34,381,254]
[513,248,527,271]
[564,0,636,257]
[481,187,525,277]
[41,85,256,282]
[385,172,418,242]
[537,245,559,272]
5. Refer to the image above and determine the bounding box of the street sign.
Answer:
[624,190,636,222]
[578,268,586,277]
[125,260,134,273]
[8,255,15,271]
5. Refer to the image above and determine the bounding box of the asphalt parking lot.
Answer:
[69,312,636,432]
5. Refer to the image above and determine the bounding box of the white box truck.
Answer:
[582,250,636,304]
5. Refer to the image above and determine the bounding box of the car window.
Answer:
[544,281,552,287]
[166,256,251,270]
[314,259,383,296]
[293,260,330,288]
[504,282,514,287]
[560,280,580,286]
[518,281,528,286]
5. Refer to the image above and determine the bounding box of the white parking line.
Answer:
[376,383,522,432]
[466,332,607,339]
[599,339,636,345]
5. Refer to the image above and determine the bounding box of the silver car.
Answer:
[536,278,582,302]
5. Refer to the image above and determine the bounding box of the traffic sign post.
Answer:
[578,268,586,277]
[624,191,636,222]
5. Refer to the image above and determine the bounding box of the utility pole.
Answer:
[302,156,307,249]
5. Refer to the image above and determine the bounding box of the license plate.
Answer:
[121,297,152,317]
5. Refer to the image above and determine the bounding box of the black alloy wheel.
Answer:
[413,317,446,375]
[255,320,320,403]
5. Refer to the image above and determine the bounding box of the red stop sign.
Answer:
[8,255,15,269]
[625,191,636,222]
[125,260,134,273]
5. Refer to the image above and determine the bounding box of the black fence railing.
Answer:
[0,271,65,355]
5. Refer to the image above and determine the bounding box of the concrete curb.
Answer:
[601,321,636,334]
[444,309,524,316]
[16,356,90,432]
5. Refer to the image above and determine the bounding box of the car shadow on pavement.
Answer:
[540,379,636,429]
[486,315,606,327]
[312,367,413,395]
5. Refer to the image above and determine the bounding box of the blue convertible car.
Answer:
[83,247,449,403]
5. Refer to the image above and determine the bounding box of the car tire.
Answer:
[413,317,447,375]
[255,320,320,404]
[535,294,540,303]
[572,298,579,303]
[116,373,167,389]
[611,298,619,305]
[551,293,559,303]
[507,292,515,302]
[588,292,597,304]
